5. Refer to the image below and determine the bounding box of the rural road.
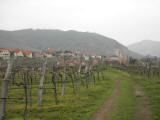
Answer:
[91,78,152,120]
[134,83,152,120]
[91,79,121,120]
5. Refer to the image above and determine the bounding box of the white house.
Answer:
[14,49,24,58]
[0,49,10,60]
[22,50,33,58]
[83,55,90,61]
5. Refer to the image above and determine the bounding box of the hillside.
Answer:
[0,29,140,58]
[128,40,160,57]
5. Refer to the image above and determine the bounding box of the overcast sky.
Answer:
[0,0,160,45]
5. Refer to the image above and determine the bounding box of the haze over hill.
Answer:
[0,29,140,58]
[128,40,160,57]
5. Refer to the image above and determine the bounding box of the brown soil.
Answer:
[91,79,121,120]
[134,84,152,120]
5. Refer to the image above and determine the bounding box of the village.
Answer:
[0,48,129,65]
[0,48,53,59]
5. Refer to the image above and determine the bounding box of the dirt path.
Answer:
[91,79,121,120]
[134,84,152,120]
[91,76,152,120]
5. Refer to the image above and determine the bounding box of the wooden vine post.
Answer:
[38,58,47,106]
[61,66,66,96]
[0,56,14,120]
[61,56,67,96]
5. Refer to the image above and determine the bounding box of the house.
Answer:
[42,48,55,58]
[115,49,129,65]
[14,49,24,58]
[107,54,129,65]
[22,50,33,58]
[47,48,55,55]
[107,55,120,65]
[0,48,11,60]
[83,55,90,61]
[43,52,53,58]
[96,55,102,60]
[33,52,43,58]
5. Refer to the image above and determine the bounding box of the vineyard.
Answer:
[113,62,160,120]
[0,55,110,120]
[0,55,160,120]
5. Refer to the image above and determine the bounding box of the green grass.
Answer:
[1,68,160,120]
[106,70,136,120]
[131,74,160,120]
[0,70,116,120]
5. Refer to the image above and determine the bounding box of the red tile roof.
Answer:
[22,50,32,55]
[14,49,22,54]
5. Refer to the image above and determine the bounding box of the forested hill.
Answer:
[0,29,140,58]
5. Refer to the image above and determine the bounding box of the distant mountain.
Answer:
[0,29,141,58]
[128,40,160,57]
